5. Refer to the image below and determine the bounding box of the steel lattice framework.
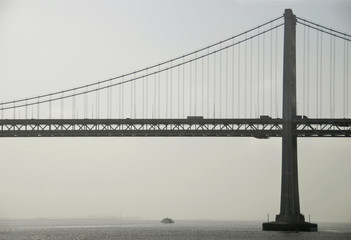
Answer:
[0,118,350,137]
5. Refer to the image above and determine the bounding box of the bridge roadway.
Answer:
[0,118,350,138]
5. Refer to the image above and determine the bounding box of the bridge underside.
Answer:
[0,118,350,137]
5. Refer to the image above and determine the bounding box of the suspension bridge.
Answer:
[1,9,350,231]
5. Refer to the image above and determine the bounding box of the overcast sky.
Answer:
[0,0,350,222]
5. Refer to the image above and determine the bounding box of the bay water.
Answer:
[0,219,350,240]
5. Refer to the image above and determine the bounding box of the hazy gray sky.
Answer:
[0,0,350,222]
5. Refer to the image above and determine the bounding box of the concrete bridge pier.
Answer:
[262,9,317,232]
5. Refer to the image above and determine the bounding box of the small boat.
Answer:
[161,217,174,224]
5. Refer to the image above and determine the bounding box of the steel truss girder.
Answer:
[0,118,350,137]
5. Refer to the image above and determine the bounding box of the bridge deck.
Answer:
[0,118,350,137]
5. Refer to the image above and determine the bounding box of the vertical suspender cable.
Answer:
[49,94,52,119]
[320,33,323,117]
[219,44,222,118]
[347,41,349,117]
[189,59,192,116]
[226,46,229,118]
[84,86,88,119]
[37,97,40,119]
[182,58,185,118]
[269,23,273,117]
[158,66,161,118]
[257,28,260,118]
[270,24,273,117]
[61,92,64,119]
[107,84,110,119]
[145,69,148,118]
[143,73,145,118]
[166,68,168,118]
[262,33,265,115]
[154,71,157,118]
[275,27,278,118]
[194,55,197,116]
[73,90,76,119]
[97,83,100,119]
[110,80,112,118]
[130,76,133,118]
[118,79,120,118]
[121,76,124,118]
[238,43,240,118]
[333,35,336,117]
[178,60,181,118]
[329,33,333,117]
[213,51,216,118]
[25,100,28,119]
[109,82,112,118]
[343,37,346,118]
[207,48,210,118]
[316,31,319,118]
[13,102,15,119]
[303,23,306,117]
[134,73,136,118]
[146,69,148,119]
[307,28,310,116]
[244,34,247,118]
[232,39,235,118]
[170,62,173,118]
[202,50,205,116]
[250,37,253,118]
[119,79,122,118]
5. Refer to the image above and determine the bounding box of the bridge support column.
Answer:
[262,9,317,232]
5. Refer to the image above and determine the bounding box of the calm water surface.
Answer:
[0,219,350,240]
